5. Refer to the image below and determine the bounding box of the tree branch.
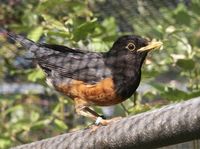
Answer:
[12,97,200,149]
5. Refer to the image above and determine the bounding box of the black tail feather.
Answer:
[0,28,8,36]
[1,28,33,47]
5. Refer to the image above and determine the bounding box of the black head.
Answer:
[106,35,162,68]
[112,35,149,51]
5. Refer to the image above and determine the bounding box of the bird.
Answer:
[3,30,162,126]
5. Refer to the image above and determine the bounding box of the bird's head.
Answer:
[112,35,162,56]
[108,35,162,67]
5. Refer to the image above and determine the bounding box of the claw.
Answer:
[89,116,123,132]
[100,116,122,125]
[89,125,101,132]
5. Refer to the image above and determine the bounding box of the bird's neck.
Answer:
[113,64,142,100]
[104,52,145,99]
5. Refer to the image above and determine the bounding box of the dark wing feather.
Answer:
[37,44,112,84]
[41,44,88,54]
[4,33,111,83]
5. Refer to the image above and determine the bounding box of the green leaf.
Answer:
[37,0,65,11]
[173,4,191,25]
[54,119,68,131]
[10,119,31,132]
[160,87,188,101]
[150,82,165,92]
[101,17,117,36]
[41,14,69,32]
[191,0,200,15]
[30,111,40,122]
[4,105,24,116]
[0,137,12,149]
[22,12,39,27]
[73,19,98,41]
[27,26,43,42]
[151,83,190,101]
[31,118,52,130]
[188,91,200,99]
[27,68,45,82]
[176,59,195,71]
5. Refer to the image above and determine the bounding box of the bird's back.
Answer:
[7,33,112,84]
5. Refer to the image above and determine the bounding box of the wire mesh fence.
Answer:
[0,0,200,148]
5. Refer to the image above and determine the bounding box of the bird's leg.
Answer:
[83,107,122,126]
[74,98,99,121]
[75,106,99,121]
[74,98,121,127]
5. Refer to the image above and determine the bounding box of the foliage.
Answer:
[133,0,200,103]
[0,0,200,148]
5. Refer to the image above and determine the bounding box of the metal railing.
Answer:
[12,97,200,149]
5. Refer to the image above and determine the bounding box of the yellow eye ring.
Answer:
[126,43,136,51]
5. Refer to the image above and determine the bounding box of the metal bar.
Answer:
[12,97,200,149]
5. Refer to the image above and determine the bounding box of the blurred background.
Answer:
[0,0,200,148]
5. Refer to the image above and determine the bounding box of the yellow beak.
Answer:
[137,40,163,52]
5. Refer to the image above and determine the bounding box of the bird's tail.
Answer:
[0,28,43,59]
[0,28,39,54]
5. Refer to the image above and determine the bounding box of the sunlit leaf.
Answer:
[54,119,68,131]
[30,111,40,122]
[0,137,12,149]
[41,14,69,32]
[27,26,43,42]
[27,68,45,82]
[31,118,52,130]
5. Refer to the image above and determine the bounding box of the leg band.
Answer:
[95,116,103,125]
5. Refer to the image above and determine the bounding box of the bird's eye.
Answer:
[126,43,136,51]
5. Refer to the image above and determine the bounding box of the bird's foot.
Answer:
[89,116,122,132]
[89,125,101,132]
[99,116,122,125]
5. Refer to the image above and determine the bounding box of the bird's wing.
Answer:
[5,32,112,84]
[37,44,112,84]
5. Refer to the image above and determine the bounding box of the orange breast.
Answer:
[55,78,124,106]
